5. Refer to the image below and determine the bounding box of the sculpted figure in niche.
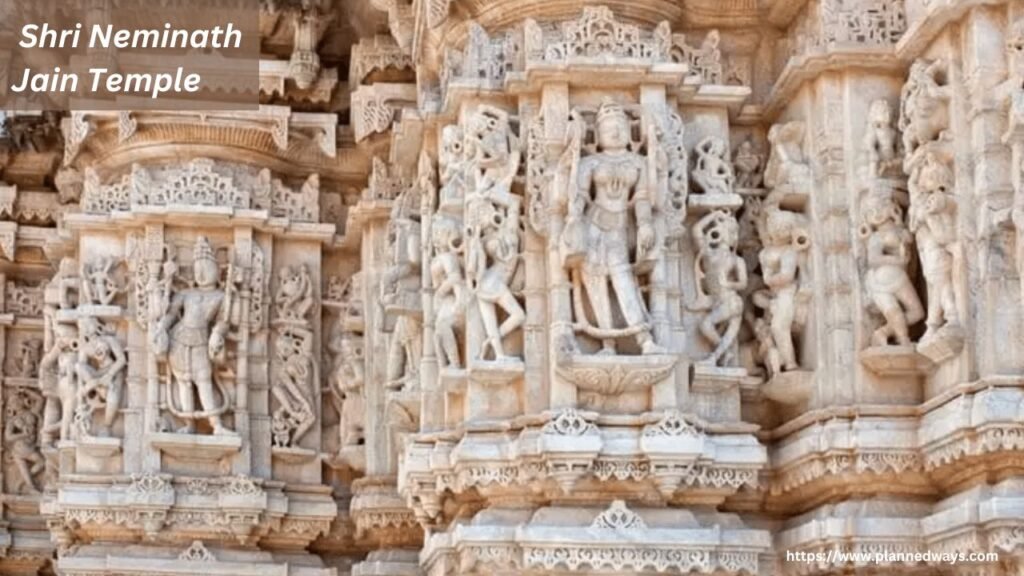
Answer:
[733,138,764,189]
[383,187,423,390]
[758,203,811,372]
[463,106,525,362]
[898,60,950,158]
[328,324,365,449]
[51,257,80,310]
[271,327,315,447]
[690,210,747,366]
[275,265,314,323]
[81,257,123,306]
[152,236,235,436]
[559,101,666,355]
[692,137,735,196]
[431,214,467,369]
[40,323,78,445]
[859,188,923,346]
[764,121,812,197]
[907,150,959,341]
[861,100,901,182]
[438,124,466,208]
[11,338,43,378]
[4,389,44,494]
[74,317,126,437]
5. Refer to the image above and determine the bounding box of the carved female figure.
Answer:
[4,391,44,493]
[733,138,764,189]
[74,317,126,437]
[431,215,467,368]
[691,211,747,366]
[40,323,79,445]
[758,204,811,372]
[271,327,315,447]
[152,236,234,435]
[859,190,923,346]
[275,265,314,323]
[764,121,812,195]
[861,100,901,182]
[329,329,365,448]
[559,101,665,355]
[907,151,959,340]
[692,136,735,196]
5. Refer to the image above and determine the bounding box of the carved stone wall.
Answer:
[2,1,1024,575]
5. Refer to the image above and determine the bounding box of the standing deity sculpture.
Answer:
[757,202,811,373]
[430,214,467,369]
[858,188,923,347]
[151,236,235,436]
[733,138,764,189]
[692,137,735,197]
[999,22,1024,310]
[690,210,747,366]
[463,106,525,362]
[74,317,127,437]
[558,101,666,355]
[383,182,423,390]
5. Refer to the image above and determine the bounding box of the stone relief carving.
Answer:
[692,136,736,197]
[733,138,764,189]
[4,387,45,493]
[670,30,723,84]
[463,106,525,364]
[690,210,747,367]
[40,322,79,446]
[272,265,316,448]
[764,121,812,208]
[430,214,467,369]
[151,236,236,436]
[756,199,811,377]
[557,102,667,356]
[80,257,124,307]
[9,337,43,378]
[74,317,127,438]
[383,176,423,390]
[858,186,923,348]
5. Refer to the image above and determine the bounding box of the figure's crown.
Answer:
[596,100,626,124]
[194,236,216,263]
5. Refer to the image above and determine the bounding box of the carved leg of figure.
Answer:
[436,318,460,369]
[385,330,406,385]
[196,375,234,436]
[15,457,38,493]
[60,390,76,441]
[711,315,742,367]
[100,382,121,437]
[896,281,925,328]
[479,301,505,360]
[403,323,422,379]
[176,377,197,434]
[770,291,798,371]
[610,268,666,355]
[582,271,616,355]
[872,292,902,346]
[42,398,59,445]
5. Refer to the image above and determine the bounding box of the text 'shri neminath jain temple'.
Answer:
[5,0,1024,574]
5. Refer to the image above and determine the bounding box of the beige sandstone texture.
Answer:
[1,0,1024,574]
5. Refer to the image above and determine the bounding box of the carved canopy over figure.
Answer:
[558,101,667,356]
[152,236,235,436]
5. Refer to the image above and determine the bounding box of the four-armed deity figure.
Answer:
[560,101,666,356]
[152,236,235,436]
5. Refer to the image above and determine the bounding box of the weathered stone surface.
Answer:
[4,1,1024,574]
